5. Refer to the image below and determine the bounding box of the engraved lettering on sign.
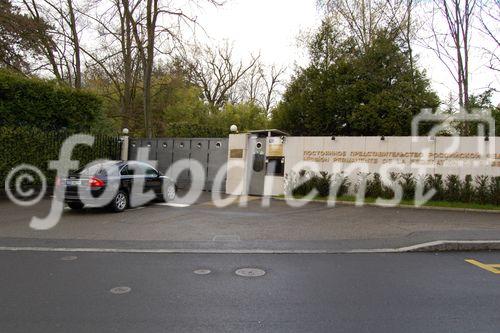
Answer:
[230,149,244,159]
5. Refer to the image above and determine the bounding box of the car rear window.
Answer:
[76,161,120,176]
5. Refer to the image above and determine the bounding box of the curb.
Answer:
[404,240,500,252]
[273,197,500,214]
[0,240,499,254]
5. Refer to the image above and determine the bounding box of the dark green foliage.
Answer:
[163,121,228,138]
[474,176,490,205]
[365,173,383,198]
[286,171,500,206]
[0,0,50,72]
[291,170,316,197]
[316,171,332,197]
[0,70,109,132]
[331,173,350,197]
[461,175,475,203]
[490,177,500,206]
[0,126,121,186]
[426,174,444,201]
[272,22,439,136]
[380,172,399,199]
[290,170,349,197]
[399,173,416,201]
[444,175,462,202]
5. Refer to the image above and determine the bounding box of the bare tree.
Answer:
[240,61,263,104]
[318,0,415,50]
[260,65,285,115]
[477,0,499,72]
[181,42,260,109]
[233,61,285,114]
[20,0,84,88]
[122,0,221,137]
[424,0,478,109]
[78,0,141,129]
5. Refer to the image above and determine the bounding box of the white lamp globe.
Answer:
[230,125,238,133]
[122,128,129,135]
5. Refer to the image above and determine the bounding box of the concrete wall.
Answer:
[285,136,500,177]
[227,135,500,196]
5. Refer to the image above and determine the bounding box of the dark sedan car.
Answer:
[56,160,176,212]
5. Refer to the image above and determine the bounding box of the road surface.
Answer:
[0,251,499,332]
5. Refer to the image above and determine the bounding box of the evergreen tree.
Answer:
[272,21,439,136]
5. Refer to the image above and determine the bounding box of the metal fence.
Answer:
[129,137,229,191]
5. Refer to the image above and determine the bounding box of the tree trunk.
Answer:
[67,0,81,89]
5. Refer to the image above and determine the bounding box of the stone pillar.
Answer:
[120,128,129,161]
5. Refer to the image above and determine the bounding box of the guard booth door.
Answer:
[248,136,267,195]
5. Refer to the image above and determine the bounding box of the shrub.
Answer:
[316,171,332,197]
[331,173,350,197]
[291,170,316,197]
[490,177,500,206]
[285,171,500,206]
[425,174,444,201]
[365,173,383,198]
[0,126,121,186]
[0,69,110,133]
[461,175,474,203]
[399,173,416,201]
[474,176,490,204]
[380,172,399,199]
[444,175,462,202]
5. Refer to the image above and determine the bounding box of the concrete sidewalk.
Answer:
[0,193,499,252]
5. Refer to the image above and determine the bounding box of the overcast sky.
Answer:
[196,0,499,106]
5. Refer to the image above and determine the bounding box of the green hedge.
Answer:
[0,70,105,132]
[1,127,121,186]
[163,121,228,138]
[286,171,500,206]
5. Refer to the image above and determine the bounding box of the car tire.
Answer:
[164,184,176,202]
[67,202,84,210]
[109,190,128,213]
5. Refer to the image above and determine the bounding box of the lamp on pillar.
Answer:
[230,124,238,134]
[121,128,129,161]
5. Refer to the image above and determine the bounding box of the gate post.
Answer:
[121,128,129,161]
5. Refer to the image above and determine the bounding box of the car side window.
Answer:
[126,163,142,176]
[120,166,129,176]
[144,166,158,177]
[127,162,157,177]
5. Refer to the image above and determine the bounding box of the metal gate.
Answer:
[128,137,228,191]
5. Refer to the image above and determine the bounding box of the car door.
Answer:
[126,162,161,196]
[142,163,162,196]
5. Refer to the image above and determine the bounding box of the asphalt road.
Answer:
[0,251,499,332]
[1,194,500,251]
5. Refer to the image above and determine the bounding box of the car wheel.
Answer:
[109,190,128,212]
[67,202,84,210]
[164,184,176,202]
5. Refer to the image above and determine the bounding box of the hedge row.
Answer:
[0,126,122,186]
[286,171,500,206]
[163,121,228,138]
[0,69,106,132]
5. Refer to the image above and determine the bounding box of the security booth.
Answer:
[226,129,288,196]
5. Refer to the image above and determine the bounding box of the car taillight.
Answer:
[89,176,105,188]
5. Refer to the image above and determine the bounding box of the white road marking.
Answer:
[0,240,499,254]
[155,203,190,208]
